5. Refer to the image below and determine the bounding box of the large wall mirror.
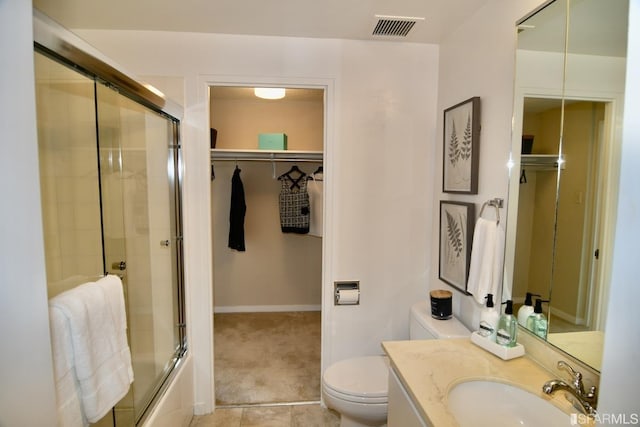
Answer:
[505,0,628,372]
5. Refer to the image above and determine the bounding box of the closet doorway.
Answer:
[209,86,324,406]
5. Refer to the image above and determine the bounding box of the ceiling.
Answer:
[33,0,491,44]
[34,0,628,53]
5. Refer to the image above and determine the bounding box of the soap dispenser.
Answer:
[496,300,518,347]
[526,298,548,339]
[517,292,540,327]
[478,294,499,342]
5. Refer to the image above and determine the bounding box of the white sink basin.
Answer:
[447,380,573,426]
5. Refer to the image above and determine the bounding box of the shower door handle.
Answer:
[111,261,127,271]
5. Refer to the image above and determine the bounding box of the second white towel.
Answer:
[467,218,505,305]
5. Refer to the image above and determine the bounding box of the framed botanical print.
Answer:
[443,96,480,194]
[439,200,475,293]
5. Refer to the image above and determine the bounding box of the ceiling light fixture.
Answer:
[254,87,286,100]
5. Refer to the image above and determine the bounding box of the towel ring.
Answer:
[479,199,503,225]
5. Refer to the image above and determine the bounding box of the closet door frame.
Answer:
[197,74,335,411]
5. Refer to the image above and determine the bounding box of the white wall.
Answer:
[437,0,639,417]
[75,29,439,413]
[0,1,58,425]
[432,0,544,331]
[598,0,640,418]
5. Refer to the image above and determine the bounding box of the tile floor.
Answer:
[189,403,340,427]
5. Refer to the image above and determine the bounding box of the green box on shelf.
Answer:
[258,133,288,150]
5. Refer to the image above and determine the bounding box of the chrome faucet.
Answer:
[542,361,598,416]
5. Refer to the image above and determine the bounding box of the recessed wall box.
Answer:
[334,281,360,305]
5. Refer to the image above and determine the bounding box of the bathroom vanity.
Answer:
[382,339,593,426]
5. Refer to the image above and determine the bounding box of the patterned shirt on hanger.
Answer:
[279,172,310,234]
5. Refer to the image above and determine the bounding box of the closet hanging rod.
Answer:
[210,149,323,163]
[520,154,565,170]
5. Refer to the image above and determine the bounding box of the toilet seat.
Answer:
[322,355,389,404]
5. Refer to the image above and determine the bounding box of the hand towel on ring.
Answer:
[467,218,505,305]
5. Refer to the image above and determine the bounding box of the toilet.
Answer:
[322,300,471,427]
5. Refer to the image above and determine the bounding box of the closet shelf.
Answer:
[211,149,323,163]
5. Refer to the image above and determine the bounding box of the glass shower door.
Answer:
[34,52,104,297]
[35,48,184,426]
[96,83,182,424]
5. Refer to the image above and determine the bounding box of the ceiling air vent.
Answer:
[372,15,424,38]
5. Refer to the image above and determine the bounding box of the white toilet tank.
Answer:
[409,300,471,340]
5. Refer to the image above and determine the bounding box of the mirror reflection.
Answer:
[506,0,628,372]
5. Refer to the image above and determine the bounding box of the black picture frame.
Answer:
[439,200,475,294]
[443,96,480,194]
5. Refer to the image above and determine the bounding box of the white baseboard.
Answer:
[549,306,586,326]
[214,304,321,313]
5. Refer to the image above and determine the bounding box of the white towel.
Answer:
[467,218,505,305]
[49,275,133,423]
[96,275,134,383]
[49,305,87,427]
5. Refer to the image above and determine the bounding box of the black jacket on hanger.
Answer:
[228,166,246,251]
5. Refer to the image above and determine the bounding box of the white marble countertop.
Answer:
[382,338,592,426]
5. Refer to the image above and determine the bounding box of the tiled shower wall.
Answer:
[35,55,104,297]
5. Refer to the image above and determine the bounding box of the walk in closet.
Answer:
[209,86,324,406]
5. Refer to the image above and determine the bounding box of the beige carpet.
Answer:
[214,312,321,406]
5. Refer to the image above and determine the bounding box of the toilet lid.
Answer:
[323,356,389,399]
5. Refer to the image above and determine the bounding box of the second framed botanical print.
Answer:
[439,200,475,293]
[443,96,480,194]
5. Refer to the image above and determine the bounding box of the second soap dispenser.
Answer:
[496,300,518,347]
[526,298,548,339]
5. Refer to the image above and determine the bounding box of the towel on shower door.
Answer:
[49,304,87,427]
[95,275,134,383]
[49,275,133,423]
[467,218,505,305]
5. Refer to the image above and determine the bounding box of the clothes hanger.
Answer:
[278,164,305,179]
[278,164,306,189]
[310,165,323,181]
[287,165,303,175]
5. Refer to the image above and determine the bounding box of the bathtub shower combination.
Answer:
[34,12,186,426]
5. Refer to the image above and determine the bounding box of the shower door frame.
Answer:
[34,9,187,425]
